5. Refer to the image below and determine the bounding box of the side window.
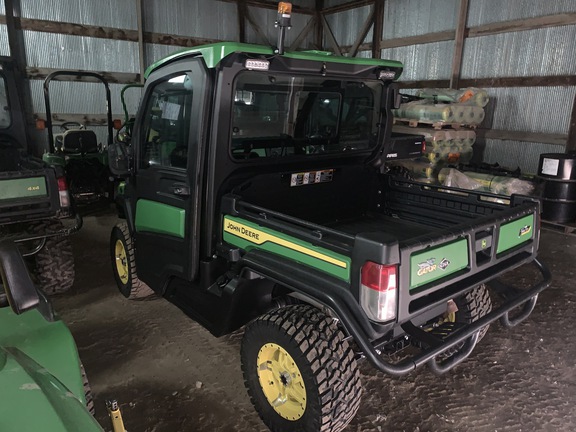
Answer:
[140,73,194,169]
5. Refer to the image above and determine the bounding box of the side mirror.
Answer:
[0,241,40,315]
[108,141,132,178]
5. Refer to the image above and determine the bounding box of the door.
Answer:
[131,59,208,291]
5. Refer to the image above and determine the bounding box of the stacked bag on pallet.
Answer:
[390,87,489,183]
[439,168,535,200]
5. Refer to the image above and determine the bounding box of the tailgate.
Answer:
[0,169,60,223]
[385,178,541,320]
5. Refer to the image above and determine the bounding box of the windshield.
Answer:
[0,74,11,129]
[231,71,383,160]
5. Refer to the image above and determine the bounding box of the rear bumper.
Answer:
[11,213,83,246]
[240,249,551,377]
[359,258,551,376]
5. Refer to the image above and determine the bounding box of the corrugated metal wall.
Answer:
[0,1,7,55]
[0,25,8,56]
[4,0,316,153]
[462,0,576,173]
[3,0,575,172]
[325,5,373,49]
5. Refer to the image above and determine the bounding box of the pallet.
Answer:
[393,117,478,130]
[541,219,576,236]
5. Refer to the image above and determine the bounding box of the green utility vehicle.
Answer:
[0,240,101,431]
[108,14,550,431]
[0,57,80,295]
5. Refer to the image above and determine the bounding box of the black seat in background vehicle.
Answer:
[61,130,98,154]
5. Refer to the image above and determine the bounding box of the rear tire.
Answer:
[241,305,362,432]
[454,283,492,342]
[110,222,155,299]
[30,220,75,295]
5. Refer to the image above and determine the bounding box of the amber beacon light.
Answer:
[275,2,292,54]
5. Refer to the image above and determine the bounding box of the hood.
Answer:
[0,347,103,432]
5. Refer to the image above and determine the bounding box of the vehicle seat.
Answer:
[61,130,98,154]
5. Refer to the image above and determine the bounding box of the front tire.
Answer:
[241,305,362,432]
[110,222,154,299]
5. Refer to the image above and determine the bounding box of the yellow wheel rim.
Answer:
[114,239,129,285]
[257,343,306,421]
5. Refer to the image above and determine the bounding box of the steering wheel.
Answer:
[60,121,83,131]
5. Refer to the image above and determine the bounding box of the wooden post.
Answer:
[136,0,145,83]
[237,0,247,43]
[372,0,384,59]
[567,93,576,153]
[450,0,469,89]
[315,0,324,50]
[4,0,34,148]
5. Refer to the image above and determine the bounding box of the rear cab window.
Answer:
[230,71,384,160]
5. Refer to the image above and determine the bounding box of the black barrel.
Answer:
[537,153,576,223]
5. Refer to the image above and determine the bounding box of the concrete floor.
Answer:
[53,209,576,432]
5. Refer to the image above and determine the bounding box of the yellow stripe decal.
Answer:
[224,218,347,269]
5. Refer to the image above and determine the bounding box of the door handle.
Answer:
[171,185,190,196]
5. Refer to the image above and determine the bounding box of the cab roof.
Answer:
[144,42,403,79]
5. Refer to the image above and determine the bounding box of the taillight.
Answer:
[422,141,426,152]
[57,177,71,208]
[360,261,397,322]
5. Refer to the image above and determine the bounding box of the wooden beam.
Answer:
[34,113,125,126]
[450,0,469,89]
[144,32,221,47]
[217,0,315,15]
[289,16,317,51]
[26,67,140,85]
[2,9,575,54]
[320,13,342,56]
[567,93,576,152]
[398,80,450,89]
[476,129,568,146]
[349,6,375,57]
[372,0,384,59]
[136,0,145,84]
[0,15,223,47]
[244,6,271,45]
[322,0,374,15]
[338,12,576,53]
[399,75,576,89]
[468,11,576,38]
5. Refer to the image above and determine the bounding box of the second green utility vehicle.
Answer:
[0,57,80,295]
[108,10,551,431]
